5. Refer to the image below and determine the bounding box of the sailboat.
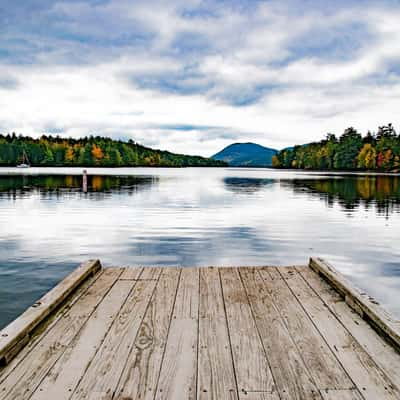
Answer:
[17,149,30,168]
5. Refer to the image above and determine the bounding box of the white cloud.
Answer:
[0,0,400,155]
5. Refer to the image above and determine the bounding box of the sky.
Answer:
[0,0,400,156]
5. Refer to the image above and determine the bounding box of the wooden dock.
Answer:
[1,259,400,400]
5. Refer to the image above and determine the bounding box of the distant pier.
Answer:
[1,259,400,399]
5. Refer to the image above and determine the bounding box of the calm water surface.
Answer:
[0,167,400,328]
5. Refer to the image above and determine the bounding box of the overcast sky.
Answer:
[0,0,399,156]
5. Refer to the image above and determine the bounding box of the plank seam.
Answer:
[0,269,106,384]
[0,260,102,366]
[309,258,400,351]
[151,269,182,400]
[118,278,159,281]
[218,268,240,398]
[296,265,400,393]
[195,268,200,400]
[25,268,127,400]
[108,268,163,399]
[65,267,146,399]
[237,269,281,400]
[294,266,400,398]
[273,267,361,396]
[257,268,321,397]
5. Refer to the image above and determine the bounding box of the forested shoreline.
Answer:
[0,134,226,167]
[273,124,400,172]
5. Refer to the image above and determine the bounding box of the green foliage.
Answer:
[0,133,226,167]
[274,124,400,172]
[333,127,363,169]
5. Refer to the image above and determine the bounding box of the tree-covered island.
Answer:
[273,124,400,172]
[0,134,227,167]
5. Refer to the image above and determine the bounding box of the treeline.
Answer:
[0,133,226,167]
[273,124,400,172]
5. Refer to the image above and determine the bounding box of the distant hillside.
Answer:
[212,142,278,167]
[273,124,400,171]
[0,133,227,167]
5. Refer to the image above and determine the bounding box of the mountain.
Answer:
[212,142,278,167]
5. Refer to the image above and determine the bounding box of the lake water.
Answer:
[0,167,400,328]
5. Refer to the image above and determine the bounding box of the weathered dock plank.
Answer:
[0,267,100,382]
[240,268,322,400]
[238,393,280,400]
[281,267,400,400]
[70,268,162,399]
[220,268,277,397]
[1,260,400,400]
[155,268,199,400]
[298,266,400,392]
[310,257,400,350]
[0,267,122,400]
[0,259,101,366]
[198,267,238,400]
[263,267,353,390]
[30,268,143,400]
[319,389,364,400]
[113,268,181,400]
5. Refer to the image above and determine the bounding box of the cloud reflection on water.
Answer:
[0,168,399,328]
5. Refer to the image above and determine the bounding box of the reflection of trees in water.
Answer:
[286,176,400,217]
[223,177,275,194]
[0,175,157,198]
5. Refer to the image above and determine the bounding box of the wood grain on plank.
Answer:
[121,267,165,281]
[298,266,400,392]
[263,268,353,390]
[309,257,400,350]
[319,389,364,400]
[170,267,199,320]
[283,267,400,400]
[118,267,143,280]
[239,268,321,400]
[0,268,122,400]
[113,268,181,400]
[30,269,143,400]
[70,268,162,400]
[155,268,199,400]
[220,268,277,395]
[239,393,282,400]
[0,259,101,365]
[0,269,103,382]
[198,267,239,400]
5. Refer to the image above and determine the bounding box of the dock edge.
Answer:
[0,259,102,366]
[309,257,400,351]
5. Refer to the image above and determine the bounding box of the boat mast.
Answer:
[22,149,30,165]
